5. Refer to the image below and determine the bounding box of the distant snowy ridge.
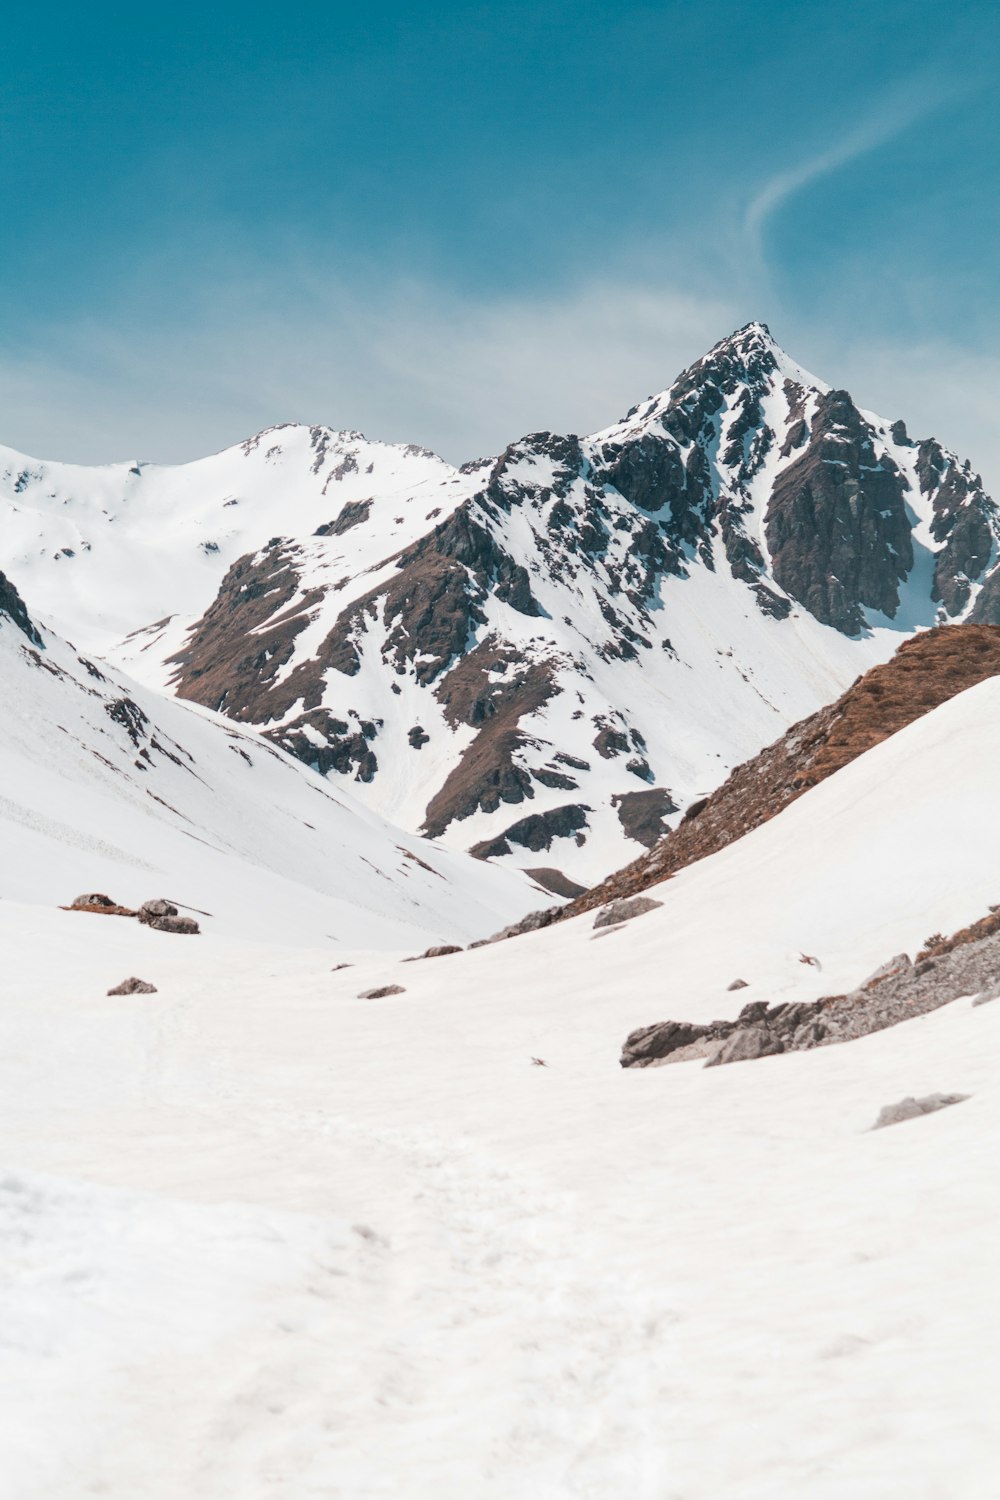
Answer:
[0,568,537,948]
[2,322,996,885]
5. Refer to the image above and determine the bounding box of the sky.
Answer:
[1,0,997,485]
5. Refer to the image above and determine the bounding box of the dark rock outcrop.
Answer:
[765,390,913,633]
[470,804,591,859]
[107,977,158,995]
[358,984,406,999]
[0,570,43,646]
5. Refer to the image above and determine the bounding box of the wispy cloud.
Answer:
[742,79,967,267]
[0,246,996,497]
[0,272,738,467]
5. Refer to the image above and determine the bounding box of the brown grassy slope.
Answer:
[564,623,1000,919]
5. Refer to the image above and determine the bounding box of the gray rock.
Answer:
[620,1019,711,1068]
[138,908,199,935]
[972,984,1000,1007]
[72,892,116,909]
[736,999,770,1025]
[421,944,462,959]
[705,1026,785,1067]
[593,895,663,930]
[859,953,911,988]
[469,907,559,947]
[139,898,178,919]
[872,1093,970,1130]
[358,984,406,999]
[727,978,749,991]
[107,977,158,996]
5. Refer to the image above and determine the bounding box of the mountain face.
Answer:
[555,622,1000,923]
[0,568,537,948]
[2,323,997,885]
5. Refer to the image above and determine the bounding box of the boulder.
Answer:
[872,1093,970,1130]
[705,1026,785,1067]
[727,978,749,991]
[593,895,663,930]
[72,893,116,909]
[358,984,406,999]
[421,944,462,959]
[107,977,158,996]
[139,898,178,919]
[136,899,199,934]
[620,1019,711,1068]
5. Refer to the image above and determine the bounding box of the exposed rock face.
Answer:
[470,804,591,859]
[31,321,996,886]
[611,788,677,848]
[0,570,43,646]
[107,977,158,995]
[765,390,914,633]
[168,540,325,721]
[524,867,588,899]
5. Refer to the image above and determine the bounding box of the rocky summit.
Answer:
[2,322,997,885]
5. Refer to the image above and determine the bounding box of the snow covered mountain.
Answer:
[0,570,537,949]
[3,322,996,886]
[4,661,1000,1498]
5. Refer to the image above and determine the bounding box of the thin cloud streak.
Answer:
[742,79,968,266]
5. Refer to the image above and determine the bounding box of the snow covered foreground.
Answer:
[3,682,1000,1498]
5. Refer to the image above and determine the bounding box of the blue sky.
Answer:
[1,1,997,482]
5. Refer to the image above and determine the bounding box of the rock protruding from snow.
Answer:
[137,900,200,935]
[622,900,1000,1070]
[872,1094,970,1130]
[107,977,158,995]
[468,907,560,948]
[592,895,663,930]
[0,570,43,647]
[358,984,406,999]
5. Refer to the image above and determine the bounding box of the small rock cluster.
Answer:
[136,899,200,935]
[621,922,1000,1070]
[66,893,200,934]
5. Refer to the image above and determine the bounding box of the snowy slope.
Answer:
[2,324,997,886]
[0,573,538,949]
[2,674,1000,1497]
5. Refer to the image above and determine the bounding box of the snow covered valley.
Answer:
[3,678,999,1498]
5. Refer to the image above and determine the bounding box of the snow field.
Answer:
[2,677,1000,1495]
